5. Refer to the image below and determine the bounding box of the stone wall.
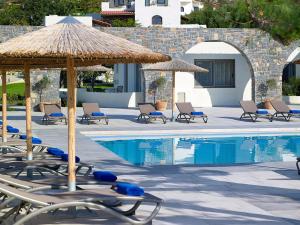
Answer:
[99,27,300,105]
[0,26,60,110]
[0,25,299,108]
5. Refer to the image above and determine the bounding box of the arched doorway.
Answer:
[174,41,254,107]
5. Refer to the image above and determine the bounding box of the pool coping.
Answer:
[81,127,300,140]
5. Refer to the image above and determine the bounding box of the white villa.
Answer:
[113,41,253,107]
[101,0,203,27]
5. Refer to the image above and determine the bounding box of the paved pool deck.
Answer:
[3,106,300,225]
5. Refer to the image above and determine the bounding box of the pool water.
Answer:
[97,135,300,166]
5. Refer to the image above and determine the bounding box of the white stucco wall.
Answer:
[135,1,181,27]
[180,0,203,15]
[77,88,143,108]
[175,42,253,107]
[101,1,127,11]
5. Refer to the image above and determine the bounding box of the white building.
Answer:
[113,42,253,107]
[100,0,203,27]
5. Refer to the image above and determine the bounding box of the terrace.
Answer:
[2,106,300,224]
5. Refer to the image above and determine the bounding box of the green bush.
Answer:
[282,77,300,96]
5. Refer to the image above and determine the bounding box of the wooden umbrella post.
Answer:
[67,57,77,192]
[24,63,33,160]
[171,71,176,121]
[1,70,7,142]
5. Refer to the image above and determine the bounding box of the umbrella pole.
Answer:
[171,71,175,121]
[2,71,7,142]
[24,64,33,161]
[67,57,77,192]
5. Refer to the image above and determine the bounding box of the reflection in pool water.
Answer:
[97,135,300,166]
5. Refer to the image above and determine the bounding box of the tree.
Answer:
[185,0,300,44]
[32,76,52,103]
[0,0,103,26]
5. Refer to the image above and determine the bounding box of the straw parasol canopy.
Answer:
[75,65,112,72]
[143,58,208,73]
[0,17,170,191]
[0,17,170,69]
[143,58,208,121]
[62,65,112,72]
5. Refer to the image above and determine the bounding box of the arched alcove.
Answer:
[173,41,255,107]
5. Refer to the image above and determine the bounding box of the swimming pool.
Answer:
[97,134,300,166]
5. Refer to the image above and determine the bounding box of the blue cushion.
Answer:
[7,126,19,133]
[115,182,144,196]
[47,147,65,156]
[49,112,64,117]
[91,112,105,117]
[0,121,2,125]
[289,109,300,114]
[61,154,80,163]
[256,109,269,115]
[149,111,163,116]
[191,111,204,116]
[93,171,117,182]
[19,135,42,144]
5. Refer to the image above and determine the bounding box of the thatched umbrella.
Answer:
[142,58,208,121]
[1,71,7,142]
[62,65,112,72]
[0,17,170,191]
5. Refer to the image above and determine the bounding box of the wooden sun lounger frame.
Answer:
[0,183,162,225]
[240,101,273,122]
[42,103,67,125]
[137,103,167,124]
[271,100,300,121]
[81,103,109,125]
[175,102,208,123]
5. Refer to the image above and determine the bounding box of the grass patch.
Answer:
[0,82,25,96]
[83,83,113,92]
[0,82,25,106]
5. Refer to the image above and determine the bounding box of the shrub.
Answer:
[283,77,300,96]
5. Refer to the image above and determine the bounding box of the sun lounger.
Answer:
[81,103,109,125]
[138,103,167,124]
[0,182,162,225]
[176,102,208,123]
[42,104,67,125]
[271,100,300,121]
[240,100,273,122]
[0,157,93,178]
[296,157,300,175]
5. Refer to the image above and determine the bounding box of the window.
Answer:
[152,15,163,25]
[181,7,184,12]
[157,0,168,6]
[145,0,150,6]
[114,0,125,6]
[194,6,199,11]
[194,60,235,88]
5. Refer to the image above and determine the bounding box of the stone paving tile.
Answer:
[3,106,300,225]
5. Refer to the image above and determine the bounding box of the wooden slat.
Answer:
[1,71,7,142]
[24,63,33,160]
[67,56,77,192]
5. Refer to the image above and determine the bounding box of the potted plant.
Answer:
[148,76,167,111]
[257,79,277,109]
[32,76,52,112]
